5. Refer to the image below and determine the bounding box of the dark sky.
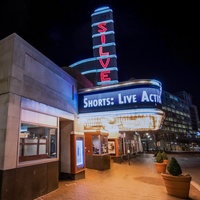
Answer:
[1,1,200,108]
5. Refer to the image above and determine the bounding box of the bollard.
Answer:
[127,149,130,165]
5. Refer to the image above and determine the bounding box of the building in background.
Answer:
[141,90,200,152]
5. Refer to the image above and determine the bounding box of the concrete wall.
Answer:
[10,33,78,113]
[0,34,20,170]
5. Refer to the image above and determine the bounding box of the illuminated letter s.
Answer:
[84,98,88,108]
[98,22,107,33]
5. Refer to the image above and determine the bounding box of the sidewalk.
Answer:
[36,154,200,200]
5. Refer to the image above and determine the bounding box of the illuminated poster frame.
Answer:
[76,139,84,166]
[108,140,116,154]
[71,134,85,174]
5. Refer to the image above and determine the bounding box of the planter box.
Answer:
[163,159,168,164]
[155,162,167,173]
[161,173,192,199]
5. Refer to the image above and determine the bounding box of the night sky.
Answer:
[1,1,200,110]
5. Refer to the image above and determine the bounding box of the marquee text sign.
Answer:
[79,87,162,113]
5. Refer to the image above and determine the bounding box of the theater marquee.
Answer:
[78,79,165,131]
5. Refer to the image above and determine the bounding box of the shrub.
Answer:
[156,151,163,163]
[167,157,182,176]
[161,151,168,160]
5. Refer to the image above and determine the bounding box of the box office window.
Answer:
[19,124,57,162]
[19,109,58,162]
[92,135,108,155]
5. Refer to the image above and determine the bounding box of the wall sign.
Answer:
[78,84,162,113]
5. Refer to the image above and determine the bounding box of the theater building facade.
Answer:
[0,7,165,200]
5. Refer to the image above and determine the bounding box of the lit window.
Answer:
[19,123,57,162]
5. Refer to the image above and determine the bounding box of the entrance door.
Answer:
[59,119,73,179]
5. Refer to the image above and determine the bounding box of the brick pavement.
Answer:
[35,154,200,200]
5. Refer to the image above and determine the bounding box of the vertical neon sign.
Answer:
[98,22,111,82]
[69,6,118,86]
[91,6,118,85]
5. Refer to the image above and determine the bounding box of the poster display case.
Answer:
[108,140,116,155]
[92,134,108,154]
[71,134,85,178]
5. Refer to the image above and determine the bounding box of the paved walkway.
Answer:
[36,154,200,200]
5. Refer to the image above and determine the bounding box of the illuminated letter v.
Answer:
[99,57,110,68]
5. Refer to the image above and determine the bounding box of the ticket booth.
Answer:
[84,130,110,170]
